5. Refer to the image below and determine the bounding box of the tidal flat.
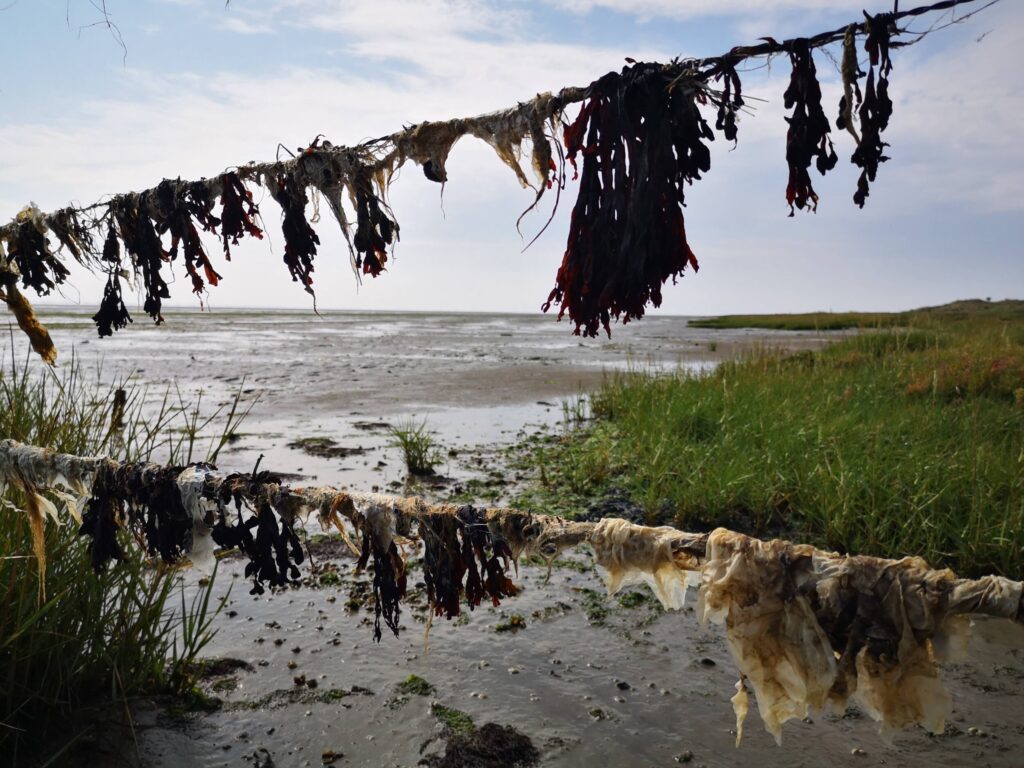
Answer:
[22,306,1024,767]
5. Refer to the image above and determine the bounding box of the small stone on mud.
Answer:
[321,749,343,764]
[292,646,302,653]
[616,681,630,690]
[674,750,694,763]
[288,661,298,670]
[851,747,867,756]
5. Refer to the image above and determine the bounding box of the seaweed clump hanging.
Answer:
[542,62,706,337]
[783,39,838,214]
[852,12,895,207]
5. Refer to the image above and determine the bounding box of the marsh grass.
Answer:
[389,418,441,475]
[0,345,249,763]
[514,312,1024,578]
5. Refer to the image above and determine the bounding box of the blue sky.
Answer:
[1,0,1021,318]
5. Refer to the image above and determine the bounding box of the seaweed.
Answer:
[460,505,517,608]
[357,524,407,642]
[783,39,838,215]
[152,179,223,295]
[78,464,127,573]
[270,172,319,290]
[47,207,98,265]
[90,225,133,338]
[211,470,303,595]
[351,167,398,278]
[219,171,264,259]
[421,512,467,620]
[713,56,744,144]
[851,13,895,208]
[542,62,705,337]
[5,210,69,295]
[112,195,170,323]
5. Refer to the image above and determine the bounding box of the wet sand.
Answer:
[27,308,1024,767]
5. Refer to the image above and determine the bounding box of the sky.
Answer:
[0,0,1021,320]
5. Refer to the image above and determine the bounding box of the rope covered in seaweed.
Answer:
[0,0,999,360]
[1,436,1021,744]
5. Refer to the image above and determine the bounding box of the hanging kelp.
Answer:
[91,223,133,337]
[218,171,264,259]
[852,12,895,207]
[783,39,838,214]
[46,207,99,267]
[354,500,408,641]
[2,437,1023,746]
[269,171,319,292]
[836,24,863,144]
[349,166,398,278]
[542,63,706,337]
[152,178,224,295]
[4,205,70,295]
[111,194,171,323]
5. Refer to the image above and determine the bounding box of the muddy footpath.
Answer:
[33,309,1024,767]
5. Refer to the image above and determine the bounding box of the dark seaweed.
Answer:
[113,196,170,323]
[421,513,467,620]
[152,179,223,294]
[270,172,319,289]
[5,218,69,296]
[542,62,705,337]
[219,171,264,259]
[78,464,126,572]
[783,39,838,215]
[351,167,398,278]
[851,13,895,208]
[356,524,407,642]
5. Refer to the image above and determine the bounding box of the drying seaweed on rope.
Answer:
[268,171,320,293]
[783,39,838,214]
[542,63,707,337]
[91,223,133,337]
[152,178,224,295]
[4,205,70,296]
[1,438,1022,744]
[350,165,398,278]
[852,12,896,207]
[110,194,171,323]
[0,0,1000,362]
[218,171,264,259]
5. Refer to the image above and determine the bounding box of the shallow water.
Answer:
[33,307,828,491]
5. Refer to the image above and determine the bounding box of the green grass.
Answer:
[0,347,245,763]
[687,298,1024,331]
[513,309,1024,579]
[388,417,442,476]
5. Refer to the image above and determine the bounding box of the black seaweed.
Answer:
[542,62,705,337]
[783,39,838,215]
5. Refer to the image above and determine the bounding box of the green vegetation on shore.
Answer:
[688,298,1024,331]
[514,304,1024,578]
[0,352,234,763]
